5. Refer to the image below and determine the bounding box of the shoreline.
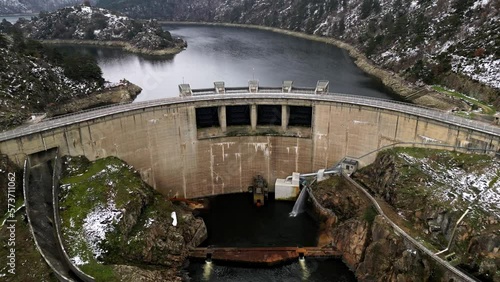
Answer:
[160,21,456,110]
[39,39,185,56]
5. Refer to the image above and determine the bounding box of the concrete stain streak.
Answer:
[251,142,270,158]
[210,146,215,195]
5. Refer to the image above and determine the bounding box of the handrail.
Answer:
[0,91,499,142]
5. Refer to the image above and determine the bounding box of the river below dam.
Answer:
[187,193,357,281]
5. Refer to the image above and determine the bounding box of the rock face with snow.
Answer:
[0,0,95,14]
[355,148,500,281]
[59,156,207,281]
[16,4,186,55]
[313,150,499,281]
[312,176,437,281]
[0,20,104,130]
[97,0,499,107]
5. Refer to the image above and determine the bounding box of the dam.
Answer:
[1,83,499,199]
[2,82,499,281]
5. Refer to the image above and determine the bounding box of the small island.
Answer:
[16,4,186,56]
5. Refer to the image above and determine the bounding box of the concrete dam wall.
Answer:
[1,93,499,198]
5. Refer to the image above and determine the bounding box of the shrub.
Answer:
[63,54,104,86]
[363,206,378,225]
[473,47,485,57]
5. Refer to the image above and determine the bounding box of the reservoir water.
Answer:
[54,24,396,102]
[0,14,36,23]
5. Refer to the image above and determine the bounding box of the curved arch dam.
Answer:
[1,92,499,199]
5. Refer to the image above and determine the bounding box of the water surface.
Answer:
[197,193,318,247]
[186,259,356,282]
[0,14,36,23]
[55,24,395,101]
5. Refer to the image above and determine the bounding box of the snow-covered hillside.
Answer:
[16,5,185,52]
[97,0,500,106]
[0,0,96,14]
[0,20,104,130]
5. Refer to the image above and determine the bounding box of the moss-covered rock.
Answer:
[59,155,206,281]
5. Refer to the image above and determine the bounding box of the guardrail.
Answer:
[1,90,499,142]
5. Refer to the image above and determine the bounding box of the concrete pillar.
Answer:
[281,105,288,132]
[251,104,257,130]
[219,106,227,132]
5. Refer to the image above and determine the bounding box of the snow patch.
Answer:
[472,0,490,9]
[145,218,155,228]
[71,255,88,266]
[171,212,177,227]
[451,55,500,89]
[82,196,123,259]
[399,152,500,216]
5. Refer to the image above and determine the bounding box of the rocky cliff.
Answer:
[58,156,207,281]
[16,4,186,55]
[311,170,498,281]
[96,0,499,109]
[354,148,500,281]
[47,79,141,117]
[312,175,441,281]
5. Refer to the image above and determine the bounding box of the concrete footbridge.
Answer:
[189,246,341,265]
[1,81,499,144]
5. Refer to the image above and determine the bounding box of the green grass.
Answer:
[363,206,378,225]
[432,85,496,115]
[80,263,119,282]
[453,111,476,120]
[1,199,24,227]
[58,156,155,281]
[489,172,499,189]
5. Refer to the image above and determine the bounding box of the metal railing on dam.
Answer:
[0,88,499,142]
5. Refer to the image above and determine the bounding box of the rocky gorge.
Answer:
[310,148,499,281]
